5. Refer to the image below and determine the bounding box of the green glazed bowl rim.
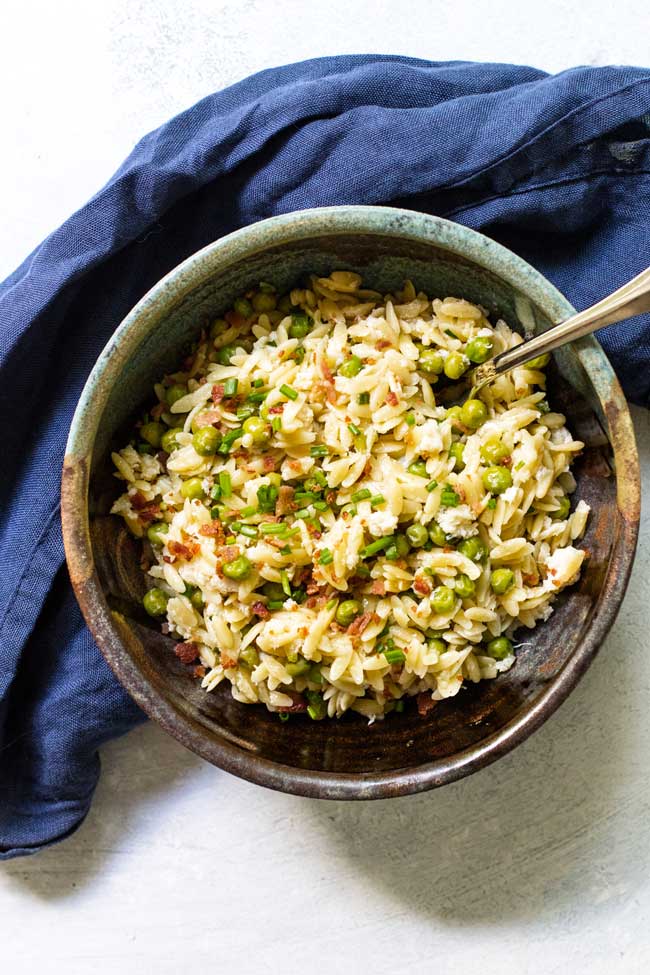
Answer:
[62,205,640,799]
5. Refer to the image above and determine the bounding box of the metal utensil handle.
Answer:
[486,265,650,379]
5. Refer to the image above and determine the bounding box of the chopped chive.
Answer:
[440,484,460,507]
[271,416,282,433]
[278,712,290,722]
[229,521,241,532]
[294,508,311,519]
[280,384,298,401]
[260,522,287,535]
[319,549,334,565]
[294,491,318,504]
[444,328,460,340]
[358,392,370,405]
[348,422,362,436]
[219,471,232,497]
[351,488,372,503]
[280,569,292,596]
[236,406,256,421]
[210,505,221,520]
[210,484,222,501]
[223,378,238,397]
[268,600,285,610]
[360,536,393,559]
[279,544,292,555]
[310,470,327,487]
[252,378,264,388]
[282,525,301,538]
[247,391,268,404]
[310,445,328,457]
[370,494,385,507]
[394,699,405,713]
[257,484,278,513]
[426,480,438,492]
[405,413,416,427]
[239,505,257,518]
[487,497,497,509]
[294,346,306,364]
[384,544,399,560]
[239,525,258,538]
[312,500,329,511]
[515,460,525,470]
[218,427,243,454]
[225,537,236,545]
[325,598,338,611]
[384,648,406,665]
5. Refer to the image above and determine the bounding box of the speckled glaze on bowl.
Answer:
[61,206,639,799]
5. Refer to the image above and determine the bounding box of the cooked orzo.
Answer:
[111,271,589,721]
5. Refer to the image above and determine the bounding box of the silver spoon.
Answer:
[469,266,650,399]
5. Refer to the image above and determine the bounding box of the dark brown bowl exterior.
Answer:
[61,207,640,799]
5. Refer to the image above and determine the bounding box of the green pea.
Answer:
[166,384,187,408]
[338,355,363,378]
[393,534,411,558]
[449,442,465,471]
[277,295,293,314]
[461,399,488,430]
[288,313,311,339]
[210,318,227,339]
[192,427,220,456]
[180,477,205,500]
[428,637,446,655]
[143,588,169,617]
[183,585,204,611]
[454,573,475,598]
[419,349,444,376]
[482,466,513,494]
[490,568,515,595]
[408,459,428,478]
[465,336,493,363]
[443,352,468,380]
[486,636,513,659]
[406,523,428,547]
[242,415,270,444]
[429,523,448,547]
[233,297,253,318]
[147,522,169,546]
[262,582,286,601]
[431,585,457,615]
[551,496,571,520]
[216,344,237,366]
[240,645,260,669]
[252,291,277,313]
[222,555,252,580]
[161,427,183,454]
[480,439,510,465]
[446,405,464,427]
[286,658,311,677]
[457,536,488,563]
[140,421,164,448]
[527,353,550,369]
[335,599,362,626]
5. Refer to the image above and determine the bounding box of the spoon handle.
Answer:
[473,265,650,388]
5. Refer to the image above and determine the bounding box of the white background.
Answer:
[2,1,650,972]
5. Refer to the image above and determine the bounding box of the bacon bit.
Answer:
[130,490,151,510]
[162,556,173,564]
[167,539,200,560]
[194,409,221,428]
[194,664,207,678]
[501,455,513,469]
[175,641,200,665]
[326,386,338,405]
[252,601,271,620]
[370,580,386,596]
[320,359,334,383]
[156,450,169,466]
[522,572,538,587]
[275,486,297,518]
[150,401,166,419]
[268,404,284,415]
[417,692,437,716]
[386,391,399,407]
[276,691,308,713]
[376,339,392,350]
[221,653,238,670]
[262,455,277,472]
[225,310,246,328]
[211,383,225,403]
[413,576,433,596]
[216,545,241,561]
[199,522,225,542]
[306,579,322,596]
[347,611,376,637]
[136,502,162,525]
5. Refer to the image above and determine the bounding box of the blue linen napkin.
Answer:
[2,55,650,859]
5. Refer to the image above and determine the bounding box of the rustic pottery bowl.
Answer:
[62,206,639,799]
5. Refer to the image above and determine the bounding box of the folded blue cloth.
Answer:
[2,55,649,859]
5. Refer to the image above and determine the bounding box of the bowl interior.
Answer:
[73,215,636,795]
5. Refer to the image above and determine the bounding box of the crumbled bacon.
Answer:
[501,455,513,469]
[211,384,225,403]
[130,490,151,510]
[347,611,376,637]
[167,539,200,560]
[199,522,225,542]
[386,391,399,407]
[216,545,241,562]
[221,652,238,670]
[225,310,246,328]
[262,455,277,472]
[150,401,166,419]
[376,339,392,350]
[268,404,284,415]
[194,409,221,428]
[370,580,386,596]
[194,664,207,679]
[413,576,433,596]
[276,691,308,713]
[274,486,296,518]
[522,572,538,587]
[417,692,437,716]
[175,641,199,665]
[251,601,271,619]
[320,359,334,383]
[305,595,328,609]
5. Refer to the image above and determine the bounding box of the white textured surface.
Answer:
[2,2,650,972]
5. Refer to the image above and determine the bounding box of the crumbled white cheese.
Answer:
[283,598,298,611]
[366,510,399,537]
[436,504,478,538]
[501,485,518,504]
[544,546,585,590]
[494,654,515,673]
[280,455,314,480]
[417,420,443,455]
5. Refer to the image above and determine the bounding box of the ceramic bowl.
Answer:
[61,206,639,799]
